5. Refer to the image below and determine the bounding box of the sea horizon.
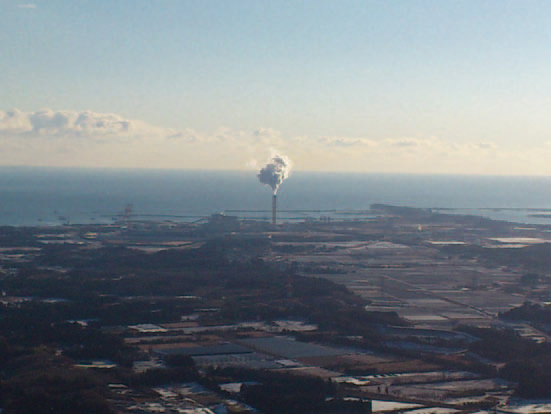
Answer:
[2,166,551,226]
[7,164,551,177]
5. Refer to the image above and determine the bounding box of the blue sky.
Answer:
[2,0,551,174]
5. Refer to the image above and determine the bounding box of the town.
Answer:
[2,205,551,413]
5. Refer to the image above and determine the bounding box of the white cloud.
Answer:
[213,126,245,142]
[289,135,375,148]
[17,4,36,8]
[0,108,197,142]
[30,110,77,132]
[476,142,498,150]
[0,108,548,174]
[0,109,31,131]
[382,137,440,150]
[166,128,200,142]
[315,136,375,147]
[253,128,281,145]
[387,138,420,148]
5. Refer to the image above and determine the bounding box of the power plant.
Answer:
[272,194,277,225]
[257,154,291,226]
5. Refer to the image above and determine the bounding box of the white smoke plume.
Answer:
[257,154,291,194]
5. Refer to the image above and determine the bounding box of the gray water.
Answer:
[1,166,551,226]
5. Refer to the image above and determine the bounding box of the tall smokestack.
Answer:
[272,194,277,225]
[257,154,291,227]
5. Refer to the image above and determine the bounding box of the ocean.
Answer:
[2,166,551,226]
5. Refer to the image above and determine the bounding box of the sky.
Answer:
[2,0,551,174]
